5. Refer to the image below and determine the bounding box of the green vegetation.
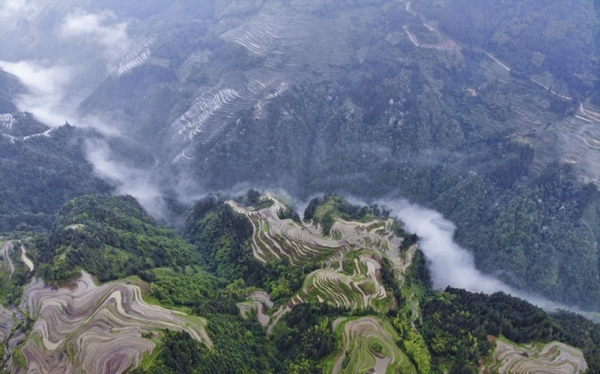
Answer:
[185,196,315,301]
[0,243,30,305]
[276,204,301,223]
[185,196,256,282]
[0,124,112,233]
[170,1,600,311]
[140,267,240,315]
[304,194,391,235]
[393,316,431,374]
[35,195,200,283]
[414,0,599,97]
[6,192,600,373]
[421,287,600,373]
[5,0,600,371]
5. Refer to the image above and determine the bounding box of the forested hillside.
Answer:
[1,0,600,310]
[0,124,112,233]
[413,0,599,98]
[1,192,599,373]
[2,0,600,372]
[34,195,200,283]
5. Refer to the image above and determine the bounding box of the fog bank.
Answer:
[385,199,575,311]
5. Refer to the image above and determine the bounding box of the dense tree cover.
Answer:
[133,316,277,374]
[403,248,431,291]
[134,267,344,373]
[185,197,317,301]
[152,2,600,309]
[413,0,600,96]
[0,125,112,233]
[422,287,600,373]
[185,196,258,282]
[235,189,275,210]
[140,267,240,315]
[439,163,600,307]
[380,257,406,309]
[276,204,301,223]
[392,314,432,374]
[2,0,598,310]
[135,303,341,374]
[271,303,346,372]
[35,195,200,283]
[304,193,391,235]
[8,191,600,373]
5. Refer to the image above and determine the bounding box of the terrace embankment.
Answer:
[11,271,210,374]
[482,338,587,374]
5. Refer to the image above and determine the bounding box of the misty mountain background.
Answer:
[2,0,600,313]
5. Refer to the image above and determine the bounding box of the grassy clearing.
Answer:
[139,345,165,371]
[358,280,376,295]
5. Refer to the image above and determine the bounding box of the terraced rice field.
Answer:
[0,241,15,282]
[114,36,170,76]
[0,305,14,346]
[228,196,402,265]
[228,195,411,311]
[478,51,600,183]
[328,317,415,374]
[0,114,15,131]
[170,3,361,161]
[238,291,273,327]
[556,103,600,182]
[12,272,210,374]
[171,87,244,143]
[298,255,388,310]
[482,339,588,374]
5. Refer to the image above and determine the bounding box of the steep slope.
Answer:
[2,0,600,324]
[36,195,201,283]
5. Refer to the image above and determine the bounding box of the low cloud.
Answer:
[0,60,70,96]
[0,60,120,136]
[61,10,131,56]
[384,199,578,311]
[0,0,35,21]
[85,139,166,219]
[0,60,72,125]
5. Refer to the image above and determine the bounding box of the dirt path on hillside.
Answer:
[20,244,34,273]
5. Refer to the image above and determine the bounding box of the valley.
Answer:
[1,0,600,372]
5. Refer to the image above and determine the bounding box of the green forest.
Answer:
[0,193,596,373]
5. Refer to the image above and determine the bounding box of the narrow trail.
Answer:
[483,51,575,101]
[267,305,291,336]
[403,1,460,51]
[484,52,511,72]
[407,1,575,105]
[21,244,34,273]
